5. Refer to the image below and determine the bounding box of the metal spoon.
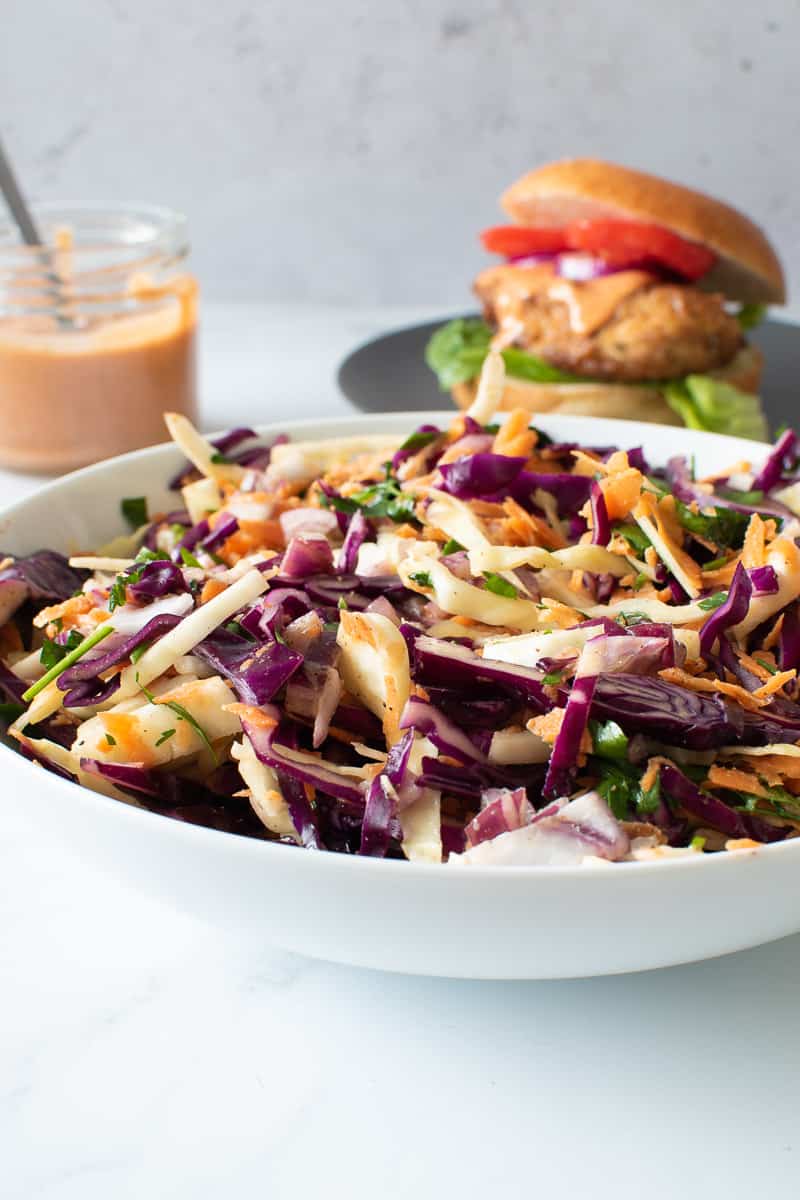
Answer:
[0,135,73,326]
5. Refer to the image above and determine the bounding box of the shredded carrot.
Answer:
[725,838,762,851]
[658,667,763,711]
[538,599,584,628]
[763,614,785,652]
[707,765,769,797]
[699,460,751,485]
[741,514,768,569]
[199,578,228,605]
[35,593,94,630]
[492,409,537,459]
[640,757,661,794]
[752,668,797,700]
[219,519,284,564]
[570,449,607,477]
[527,709,592,754]
[636,492,702,589]
[502,496,566,550]
[700,557,740,587]
[223,703,278,730]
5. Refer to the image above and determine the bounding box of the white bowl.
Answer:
[3,412,800,979]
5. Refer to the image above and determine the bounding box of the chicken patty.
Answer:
[475,264,744,382]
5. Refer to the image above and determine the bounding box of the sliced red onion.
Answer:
[365,595,401,625]
[457,790,629,865]
[750,564,779,595]
[337,511,372,573]
[281,536,334,579]
[590,481,610,546]
[285,663,343,748]
[280,507,339,543]
[465,787,533,848]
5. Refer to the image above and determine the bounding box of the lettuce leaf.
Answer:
[425,318,769,442]
[664,375,768,442]
[736,303,766,331]
[425,319,578,390]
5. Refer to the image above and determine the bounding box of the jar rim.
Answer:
[0,204,189,260]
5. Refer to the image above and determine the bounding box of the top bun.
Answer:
[501,158,785,305]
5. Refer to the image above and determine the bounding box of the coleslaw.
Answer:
[3,352,800,867]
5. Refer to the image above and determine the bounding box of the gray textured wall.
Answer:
[3,1,798,306]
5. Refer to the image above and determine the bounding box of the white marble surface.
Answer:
[3,304,800,1199]
[4,2,800,305]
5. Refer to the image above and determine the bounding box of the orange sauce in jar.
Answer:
[0,207,198,473]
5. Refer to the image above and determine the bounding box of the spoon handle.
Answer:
[0,135,42,245]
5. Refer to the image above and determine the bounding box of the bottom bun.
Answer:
[451,345,763,424]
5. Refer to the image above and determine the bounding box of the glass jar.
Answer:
[0,206,198,473]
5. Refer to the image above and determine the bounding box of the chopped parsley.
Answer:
[104,733,117,747]
[121,496,148,528]
[594,758,661,819]
[108,547,169,612]
[698,591,728,611]
[483,572,518,599]
[321,477,417,524]
[155,728,176,746]
[138,678,216,763]
[337,596,349,611]
[441,539,465,556]
[397,429,439,454]
[701,555,730,572]
[613,523,652,555]
[676,501,751,549]
[22,625,114,703]
[39,629,82,670]
[409,570,433,588]
[542,668,565,686]
[179,546,203,568]
[210,451,232,464]
[590,719,629,762]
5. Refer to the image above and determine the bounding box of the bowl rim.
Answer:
[2,409,796,882]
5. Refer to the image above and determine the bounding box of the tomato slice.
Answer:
[480,225,569,257]
[480,218,715,280]
[565,219,715,281]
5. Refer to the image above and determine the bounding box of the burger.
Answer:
[425,158,785,438]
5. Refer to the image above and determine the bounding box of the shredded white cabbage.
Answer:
[164,412,245,485]
[336,611,411,744]
[231,737,298,841]
[183,476,222,526]
[398,556,544,632]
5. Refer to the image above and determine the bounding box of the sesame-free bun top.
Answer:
[501,158,786,305]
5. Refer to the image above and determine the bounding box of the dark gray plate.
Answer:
[337,315,799,431]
